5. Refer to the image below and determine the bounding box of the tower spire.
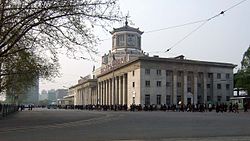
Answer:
[125,15,128,26]
[125,12,130,26]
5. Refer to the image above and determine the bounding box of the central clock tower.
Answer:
[110,20,143,52]
[101,18,147,70]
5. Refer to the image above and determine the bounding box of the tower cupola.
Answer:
[110,16,143,53]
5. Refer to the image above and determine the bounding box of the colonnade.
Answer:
[172,71,208,105]
[74,86,97,105]
[98,74,128,105]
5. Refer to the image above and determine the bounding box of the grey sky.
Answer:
[40,0,250,92]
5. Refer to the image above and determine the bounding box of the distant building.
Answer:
[39,89,48,101]
[47,89,56,103]
[20,77,39,105]
[55,89,68,100]
[67,20,236,108]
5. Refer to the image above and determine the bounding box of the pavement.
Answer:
[0,108,250,141]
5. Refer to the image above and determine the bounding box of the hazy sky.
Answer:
[39,0,250,93]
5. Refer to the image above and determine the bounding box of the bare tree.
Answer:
[0,0,122,98]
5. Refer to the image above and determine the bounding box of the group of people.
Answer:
[0,103,19,117]
[18,104,34,111]
[51,102,248,113]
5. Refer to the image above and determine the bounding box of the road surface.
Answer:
[0,108,250,141]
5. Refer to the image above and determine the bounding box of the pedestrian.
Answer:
[244,102,248,112]
[0,103,2,113]
[208,103,212,112]
[229,103,233,112]
[235,103,239,113]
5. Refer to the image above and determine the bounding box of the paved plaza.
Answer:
[0,109,250,141]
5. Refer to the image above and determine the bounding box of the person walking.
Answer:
[244,102,248,112]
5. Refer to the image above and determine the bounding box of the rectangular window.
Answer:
[156,69,161,75]
[226,73,230,79]
[187,76,191,81]
[208,73,213,78]
[226,96,230,101]
[187,87,191,92]
[145,95,150,105]
[156,81,161,87]
[145,69,150,75]
[198,83,201,88]
[127,34,136,46]
[217,73,221,79]
[207,96,211,101]
[217,84,221,89]
[226,84,230,90]
[117,34,125,46]
[166,82,170,87]
[166,70,172,76]
[132,71,135,76]
[132,82,135,87]
[157,95,161,105]
[198,72,203,78]
[198,95,202,103]
[177,82,182,87]
[217,96,222,102]
[207,84,211,89]
[145,81,150,87]
[166,95,171,105]
[178,71,183,77]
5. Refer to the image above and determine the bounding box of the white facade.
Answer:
[68,22,235,107]
[97,57,235,107]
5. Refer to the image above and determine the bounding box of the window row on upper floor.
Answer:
[141,80,231,90]
[143,69,231,79]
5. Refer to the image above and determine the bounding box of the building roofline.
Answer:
[110,25,144,35]
[69,79,97,89]
[97,56,236,78]
[137,56,237,68]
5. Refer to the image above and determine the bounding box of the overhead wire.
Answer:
[164,21,208,53]
[144,19,207,33]
[164,0,248,52]
[97,0,248,55]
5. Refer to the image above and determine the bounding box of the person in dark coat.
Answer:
[244,102,248,112]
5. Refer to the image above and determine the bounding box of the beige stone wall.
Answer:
[95,57,234,107]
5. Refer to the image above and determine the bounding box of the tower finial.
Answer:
[125,11,130,26]
[125,15,128,26]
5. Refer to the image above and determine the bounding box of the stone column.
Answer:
[106,80,109,105]
[101,81,103,105]
[183,72,188,105]
[83,89,85,105]
[123,74,127,105]
[103,80,106,105]
[98,82,100,105]
[193,73,198,104]
[116,76,119,105]
[109,79,112,105]
[79,90,81,105]
[173,71,177,105]
[80,90,83,105]
[76,91,78,105]
[203,74,207,103]
[105,80,108,105]
[112,77,115,105]
[119,76,123,105]
[88,87,91,105]
[79,91,81,105]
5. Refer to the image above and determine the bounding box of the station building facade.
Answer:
[69,22,235,107]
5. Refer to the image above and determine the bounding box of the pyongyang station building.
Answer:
[64,21,236,108]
